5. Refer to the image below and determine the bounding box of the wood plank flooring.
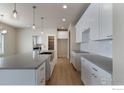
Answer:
[46,57,83,85]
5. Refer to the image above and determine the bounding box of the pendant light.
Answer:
[13,3,18,18]
[32,6,36,29]
[0,15,7,35]
[41,17,44,34]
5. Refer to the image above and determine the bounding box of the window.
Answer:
[0,34,4,54]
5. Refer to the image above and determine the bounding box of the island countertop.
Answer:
[0,52,50,69]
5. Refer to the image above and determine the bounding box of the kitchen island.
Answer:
[0,52,51,85]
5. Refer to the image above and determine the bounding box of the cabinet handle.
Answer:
[107,35,112,37]
[91,73,97,78]
[92,67,98,71]
[94,75,97,78]
[91,73,94,76]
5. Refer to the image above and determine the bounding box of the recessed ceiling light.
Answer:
[63,5,67,9]
[62,18,66,22]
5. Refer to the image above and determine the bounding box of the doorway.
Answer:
[57,39,68,58]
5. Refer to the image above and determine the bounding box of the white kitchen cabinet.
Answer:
[36,62,45,85]
[89,3,112,40]
[81,57,111,85]
[81,57,92,84]
[0,62,46,85]
[57,31,68,39]
[99,3,113,39]
[75,8,90,43]
[76,3,113,41]
[89,4,100,40]
[71,51,77,69]
[75,21,82,43]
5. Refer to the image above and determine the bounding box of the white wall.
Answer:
[16,28,57,59]
[80,40,112,58]
[113,4,124,85]
[0,22,17,57]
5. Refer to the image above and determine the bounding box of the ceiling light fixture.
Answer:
[1,30,7,34]
[63,5,67,9]
[41,17,44,34]
[0,15,7,35]
[32,6,36,29]
[13,3,18,18]
[62,18,66,22]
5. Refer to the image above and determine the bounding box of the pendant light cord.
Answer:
[33,6,36,25]
[14,3,16,10]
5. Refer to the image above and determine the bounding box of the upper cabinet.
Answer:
[75,22,83,43]
[75,3,113,42]
[99,4,113,39]
[89,4,100,40]
[57,31,68,39]
[75,6,90,43]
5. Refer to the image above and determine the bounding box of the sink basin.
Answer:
[40,52,52,54]
[40,51,54,61]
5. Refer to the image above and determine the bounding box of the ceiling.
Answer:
[0,3,89,29]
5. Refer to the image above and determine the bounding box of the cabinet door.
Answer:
[89,4,100,40]
[75,24,82,43]
[87,60,112,85]
[81,58,92,85]
[81,11,90,32]
[99,3,113,39]
[81,58,86,83]
[36,62,45,85]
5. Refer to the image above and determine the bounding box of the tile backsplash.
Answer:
[80,40,112,58]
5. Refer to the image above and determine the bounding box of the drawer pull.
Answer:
[92,67,98,71]
[94,75,97,78]
[107,35,112,37]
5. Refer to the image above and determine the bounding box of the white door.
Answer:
[57,39,68,58]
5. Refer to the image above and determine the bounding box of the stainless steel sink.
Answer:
[40,52,52,54]
[40,51,54,61]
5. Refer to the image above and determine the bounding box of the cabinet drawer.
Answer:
[81,57,112,85]
[85,59,112,85]
[36,62,45,85]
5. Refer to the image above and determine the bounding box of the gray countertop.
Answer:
[0,52,50,69]
[72,50,112,74]
[81,54,112,74]
[72,50,89,53]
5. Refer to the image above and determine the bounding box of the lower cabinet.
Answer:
[36,62,45,85]
[81,57,111,85]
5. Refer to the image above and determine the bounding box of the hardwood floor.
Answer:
[46,57,83,85]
